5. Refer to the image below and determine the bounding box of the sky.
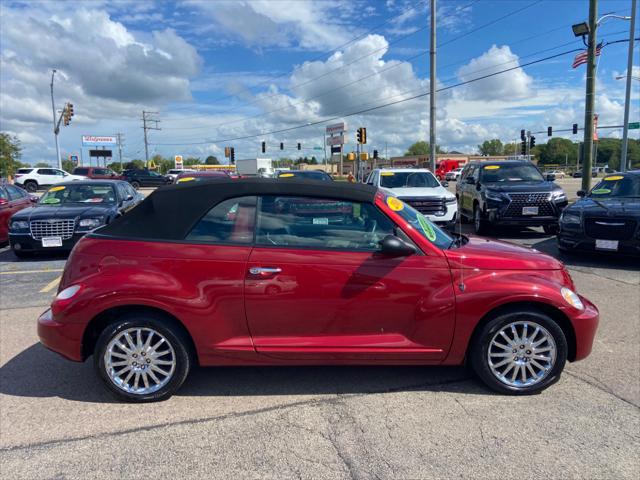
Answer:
[0,0,638,166]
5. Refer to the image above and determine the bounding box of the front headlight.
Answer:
[552,190,567,202]
[77,218,103,230]
[561,212,581,225]
[561,287,584,310]
[10,220,29,230]
[485,190,503,202]
[445,197,457,204]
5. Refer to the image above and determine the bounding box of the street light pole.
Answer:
[620,0,636,172]
[429,0,437,172]
[581,0,598,193]
[50,70,62,170]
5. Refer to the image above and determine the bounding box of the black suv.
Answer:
[456,160,568,234]
[121,169,171,189]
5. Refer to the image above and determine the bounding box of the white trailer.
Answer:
[235,158,274,177]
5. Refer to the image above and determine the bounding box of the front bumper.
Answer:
[37,308,84,362]
[486,211,560,227]
[9,232,86,253]
[558,227,640,256]
[567,295,600,362]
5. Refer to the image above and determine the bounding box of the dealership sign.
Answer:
[82,135,117,145]
[326,122,346,135]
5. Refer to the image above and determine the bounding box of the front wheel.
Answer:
[470,311,567,395]
[130,181,141,190]
[473,205,487,235]
[24,181,38,193]
[94,314,191,402]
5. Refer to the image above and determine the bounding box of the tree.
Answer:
[205,155,219,165]
[503,142,518,156]
[477,139,504,156]
[123,160,145,170]
[405,141,443,156]
[184,157,202,166]
[35,162,52,168]
[0,132,23,178]
[534,138,578,166]
[107,162,123,173]
[62,160,75,172]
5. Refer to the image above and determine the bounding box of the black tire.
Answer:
[24,181,38,193]
[473,204,487,235]
[543,224,558,235]
[130,181,141,190]
[470,310,568,395]
[94,313,192,402]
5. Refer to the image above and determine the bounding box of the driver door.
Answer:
[244,195,455,362]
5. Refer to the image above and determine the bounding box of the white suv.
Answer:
[166,168,196,182]
[365,168,458,226]
[14,167,87,192]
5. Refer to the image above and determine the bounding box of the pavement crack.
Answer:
[564,369,640,409]
[454,397,486,446]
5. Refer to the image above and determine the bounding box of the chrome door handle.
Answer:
[249,267,282,275]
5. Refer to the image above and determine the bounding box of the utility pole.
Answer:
[116,133,125,171]
[142,111,161,164]
[620,0,636,172]
[429,0,437,172]
[581,0,598,192]
[50,69,62,170]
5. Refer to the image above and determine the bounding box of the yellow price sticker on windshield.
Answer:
[380,172,395,176]
[604,175,623,181]
[49,186,66,192]
[484,165,500,170]
[386,197,404,211]
[279,173,295,177]
[177,177,195,183]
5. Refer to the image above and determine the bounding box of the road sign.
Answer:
[629,122,640,130]
[82,135,116,145]
[326,122,346,135]
[330,146,341,154]
[175,155,183,169]
[326,135,346,146]
[313,146,323,150]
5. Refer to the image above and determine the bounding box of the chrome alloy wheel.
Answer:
[104,327,176,395]
[487,321,557,388]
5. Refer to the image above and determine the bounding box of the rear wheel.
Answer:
[94,313,191,402]
[24,181,38,193]
[130,181,141,190]
[470,310,567,395]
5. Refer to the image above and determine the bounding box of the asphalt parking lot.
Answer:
[1,181,639,479]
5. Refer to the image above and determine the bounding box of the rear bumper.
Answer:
[568,295,600,362]
[37,308,84,362]
[9,232,85,253]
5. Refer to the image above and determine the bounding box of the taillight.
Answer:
[51,284,83,314]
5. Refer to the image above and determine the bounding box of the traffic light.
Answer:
[63,111,70,126]
[347,152,356,161]
[230,147,235,164]
[356,127,367,144]
[520,129,526,141]
[373,149,379,159]
[67,103,74,118]
[547,126,552,137]
[261,141,266,153]
[280,142,284,150]
[572,123,578,134]
[224,146,230,158]
[297,143,301,151]
[521,140,527,155]
[529,136,536,149]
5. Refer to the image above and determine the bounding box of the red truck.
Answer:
[435,159,466,180]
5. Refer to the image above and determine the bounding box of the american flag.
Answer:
[572,43,603,68]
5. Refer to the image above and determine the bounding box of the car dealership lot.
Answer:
[1,180,639,479]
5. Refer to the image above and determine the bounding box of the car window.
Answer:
[186,196,257,244]
[590,175,640,198]
[479,164,544,183]
[149,171,161,177]
[74,168,89,175]
[94,168,108,175]
[38,168,56,175]
[0,188,7,201]
[17,168,33,174]
[467,165,478,182]
[115,183,128,201]
[380,171,439,189]
[125,184,137,198]
[256,195,395,251]
[40,184,117,205]
[6,184,26,200]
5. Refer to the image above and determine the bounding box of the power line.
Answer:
[151,47,585,147]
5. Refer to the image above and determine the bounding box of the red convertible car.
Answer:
[38,179,599,402]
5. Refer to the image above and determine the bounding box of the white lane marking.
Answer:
[39,275,62,293]
[0,268,64,276]
[0,246,10,254]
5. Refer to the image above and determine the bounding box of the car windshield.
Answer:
[40,184,116,205]
[480,164,544,183]
[385,194,453,249]
[380,171,439,188]
[278,171,331,181]
[589,175,640,198]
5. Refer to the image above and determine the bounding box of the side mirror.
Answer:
[378,235,416,257]
[465,177,475,185]
[577,190,586,198]
[30,196,38,203]
[546,174,556,181]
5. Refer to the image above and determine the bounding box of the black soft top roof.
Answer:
[95,178,377,240]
